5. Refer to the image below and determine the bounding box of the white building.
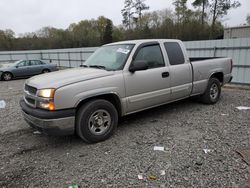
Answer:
[224,25,250,39]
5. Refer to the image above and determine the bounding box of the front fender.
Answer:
[54,86,123,110]
[74,87,121,107]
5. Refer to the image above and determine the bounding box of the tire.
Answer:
[76,99,118,143]
[200,78,221,104]
[42,69,50,73]
[2,72,13,81]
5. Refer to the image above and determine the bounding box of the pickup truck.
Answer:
[20,39,233,143]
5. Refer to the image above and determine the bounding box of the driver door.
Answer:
[29,60,43,75]
[124,43,171,113]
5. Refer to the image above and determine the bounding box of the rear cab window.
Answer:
[164,42,185,65]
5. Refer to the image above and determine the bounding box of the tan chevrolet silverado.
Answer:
[20,39,233,143]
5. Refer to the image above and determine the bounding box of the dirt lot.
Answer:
[0,79,250,187]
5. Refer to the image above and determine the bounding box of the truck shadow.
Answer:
[119,97,200,128]
[39,98,201,145]
[1,97,204,159]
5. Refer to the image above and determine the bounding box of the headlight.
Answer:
[37,101,55,111]
[37,88,55,110]
[37,89,55,98]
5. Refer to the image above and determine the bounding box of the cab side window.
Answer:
[134,45,165,69]
[164,42,185,65]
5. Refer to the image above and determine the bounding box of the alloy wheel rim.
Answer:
[4,73,11,80]
[88,109,111,135]
[210,83,218,100]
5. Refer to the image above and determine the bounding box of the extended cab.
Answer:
[20,39,233,143]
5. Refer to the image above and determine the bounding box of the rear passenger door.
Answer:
[29,60,43,75]
[124,43,171,113]
[164,42,192,100]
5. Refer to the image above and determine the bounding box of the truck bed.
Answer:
[190,57,232,95]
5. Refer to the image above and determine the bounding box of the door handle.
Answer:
[162,72,169,78]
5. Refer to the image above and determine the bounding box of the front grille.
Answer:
[24,84,37,107]
[25,97,35,105]
[25,84,37,95]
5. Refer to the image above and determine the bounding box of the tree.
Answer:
[192,0,208,25]
[36,27,51,38]
[210,0,241,34]
[173,0,188,23]
[0,29,15,50]
[4,29,15,38]
[70,19,100,47]
[97,16,109,43]
[134,0,149,27]
[112,26,125,42]
[121,0,135,29]
[103,19,113,44]
[246,14,250,25]
[0,6,228,51]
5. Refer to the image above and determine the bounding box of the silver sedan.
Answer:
[0,60,58,81]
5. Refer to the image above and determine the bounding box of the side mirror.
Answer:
[129,60,148,73]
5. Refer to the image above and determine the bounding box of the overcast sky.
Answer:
[0,0,249,35]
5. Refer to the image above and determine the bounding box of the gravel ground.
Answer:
[0,79,250,188]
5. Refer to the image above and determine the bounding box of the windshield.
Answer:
[13,60,22,66]
[84,44,134,71]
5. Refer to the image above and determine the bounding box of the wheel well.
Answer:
[210,72,223,83]
[76,94,122,117]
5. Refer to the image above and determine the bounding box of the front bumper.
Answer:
[20,99,75,136]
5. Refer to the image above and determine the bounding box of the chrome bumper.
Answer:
[22,110,75,136]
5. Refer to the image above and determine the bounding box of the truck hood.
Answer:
[26,68,115,89]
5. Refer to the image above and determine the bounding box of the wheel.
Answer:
[200,78,221,104]
[76,99,118,143]
[2,72,13,81]
[42,69,50,73]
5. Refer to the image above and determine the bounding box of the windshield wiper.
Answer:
[89,65,107,70]
[80,64,88,67]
